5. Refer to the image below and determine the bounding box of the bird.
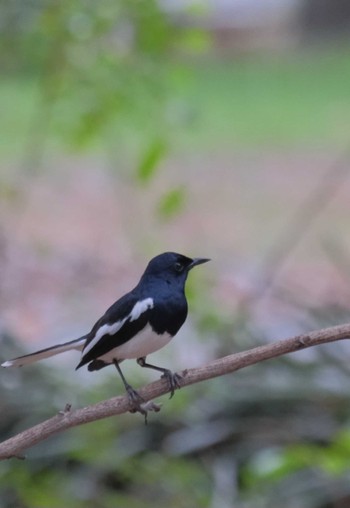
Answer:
[2,252,209,415]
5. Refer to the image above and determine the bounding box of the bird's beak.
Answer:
[189,257,210,270]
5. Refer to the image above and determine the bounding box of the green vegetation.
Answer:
[2,1,350,507]
[1,46,350,161]
[181,47,350,149]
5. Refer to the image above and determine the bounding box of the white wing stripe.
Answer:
[82,298,154,356]
[130,298,154,321]
[82,319,126,356]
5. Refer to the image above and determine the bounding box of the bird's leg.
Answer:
[113,360,146,416]
[137,356,182,398]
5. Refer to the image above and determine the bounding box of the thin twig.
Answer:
[255,150,350,300]
[0,322,350,460]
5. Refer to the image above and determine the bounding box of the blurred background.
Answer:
[1,0,350,506]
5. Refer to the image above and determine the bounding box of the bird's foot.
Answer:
[125,385,161,424]
[161,370,182,398]
[126,385,145,413]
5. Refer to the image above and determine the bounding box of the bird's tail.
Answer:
[1,336,86,368]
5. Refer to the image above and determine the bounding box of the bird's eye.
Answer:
[174,262,184,272]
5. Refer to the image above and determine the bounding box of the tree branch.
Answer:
[1,322,350,460]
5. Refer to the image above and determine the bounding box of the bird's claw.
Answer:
[126,386,161,424]
[161,370,182,398]
[126,385,145,411]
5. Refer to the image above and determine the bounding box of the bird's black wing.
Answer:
[76,291,153,369]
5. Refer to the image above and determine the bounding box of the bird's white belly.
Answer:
[98,324,172,362]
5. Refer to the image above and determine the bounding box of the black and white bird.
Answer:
[2,252,209,414]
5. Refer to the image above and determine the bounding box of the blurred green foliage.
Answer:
[0,0,205,193]
[136,137,167,184]
[157,186,186,220]
[2,47,350,162]
[2,1,350,507]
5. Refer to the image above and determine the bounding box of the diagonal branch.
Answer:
[1,322,350,460]
[254,149,350,300]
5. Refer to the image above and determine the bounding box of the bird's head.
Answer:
[141,252,210,285]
